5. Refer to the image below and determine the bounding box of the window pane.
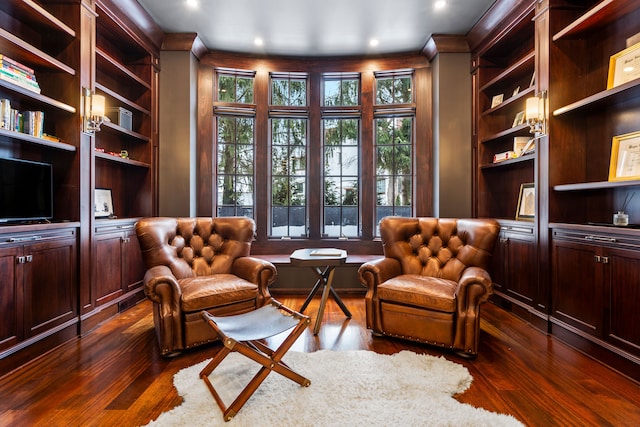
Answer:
[272,77,307,106]
[270,118,308,237]
[323,78,359,106]
[342,80,359,106]
[218,74,254,104]
[290,79,306,106]
[374,117,413,234]
[272,79,288,105]
[216,116,254,217]
[322,118,360,237]
[324,80,340,106]
[376,74,412,104]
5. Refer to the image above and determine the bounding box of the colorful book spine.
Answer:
[0,54,40,93]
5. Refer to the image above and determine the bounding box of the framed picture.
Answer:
[512,111,525,127]
[608,131,640,181]
[512,86,520,97]
[516,183,535,221]
[94,188,114,218]
[529,71,536,88]
[607,41,640,89]
[491,94,504,108]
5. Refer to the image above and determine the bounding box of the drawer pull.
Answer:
[585,235,616,243]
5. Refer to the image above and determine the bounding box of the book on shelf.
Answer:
[493,150,517,163]
[0,54,40,94]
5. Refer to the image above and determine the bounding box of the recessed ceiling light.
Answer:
[185,0,199,8]
[254,37,264,47]
[434,0,446,10]
[369,39,379,47]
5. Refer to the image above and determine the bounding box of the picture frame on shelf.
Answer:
[529,71,535,88]
[607,41,640,89]
[608,131,640,181]
[491,94,504,108]
[516,183,535,221]
[512,86,520,97]
[512,111,525,127]
[94,188,114,218]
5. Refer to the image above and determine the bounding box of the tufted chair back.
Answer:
[137,217,256,279]
[379,217,497,282]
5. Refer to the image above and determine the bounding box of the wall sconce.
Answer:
[525,90,547,137]
[83,87,106,134]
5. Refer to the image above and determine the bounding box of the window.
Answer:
[376,70,413,105]
[218,72,254,103]
[214,69,256,218]
[216,116,255,217]
[323,118,360,237]
[375,116,413,229]
[323,76,359,106]
[270,118,308,237]
[271,73,307,106]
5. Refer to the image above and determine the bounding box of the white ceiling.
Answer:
[137,0,496,56]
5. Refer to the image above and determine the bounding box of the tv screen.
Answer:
[0,157,53,223]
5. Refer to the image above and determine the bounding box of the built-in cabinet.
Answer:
[472,0,640,380]
[0,0,160,374]
[0,225,77,356]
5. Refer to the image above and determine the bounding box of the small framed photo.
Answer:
[529,71,536,88]
[512,86,520,97]
[491,94,504,108]
[607,41,640,89]
[512,111,525,127]
[516,183,535,221]
[94,188,114,218]
[608,131,640,181]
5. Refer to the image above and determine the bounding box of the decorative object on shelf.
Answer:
[608,131,640,181]
[513,136,532,156]
[491,94,504,108]
[614,193,635,226]
[83,87,106,134]
[529,71,535,88]
[512,111,525,127]
[120,150,129,159]
[613,211,629,226]
[512,86,520,97]
[94,188,114,218]
[493,150,517,163]
[516,183,535,221]
[525,90,547,136]
[607,41,640,89]
[106,106,133,131]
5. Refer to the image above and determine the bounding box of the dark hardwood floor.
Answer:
[1,295,640,426]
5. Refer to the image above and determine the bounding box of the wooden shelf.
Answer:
[0,128,76,151]
[480,154,535,170]
[553,77,640,116]
[0,79,76,113]
[554,180,640,192]
[95,83,150,116]
[101,121,150,143]
[482,86,534,116]
[95,151,150,168]
[480,123,530,144]
[0,27,75,75]
[96,48,150,90]
[480,51,535,92]
[553,0,640,41]
[0,0,75,37]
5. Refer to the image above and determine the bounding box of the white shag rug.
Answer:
[145,350,523,426]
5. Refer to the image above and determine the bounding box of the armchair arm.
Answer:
[358,257,402,290]
[455,266,493,307]
[232,256,276,302]
[143,265,182,305]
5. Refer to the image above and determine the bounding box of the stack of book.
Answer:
[0,54,41,94]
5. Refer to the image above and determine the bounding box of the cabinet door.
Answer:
[94,232,124,307]
[551,239,603,337]
[0,246,22,350]
[24,237,77,338]
[504,230,537,305]
[607,247,640,354]
[122,228,145,293]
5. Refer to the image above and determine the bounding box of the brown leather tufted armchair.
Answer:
[358,217,500,357]
[135,217,276,356]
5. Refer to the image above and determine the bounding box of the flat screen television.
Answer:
[0,157,53,223]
